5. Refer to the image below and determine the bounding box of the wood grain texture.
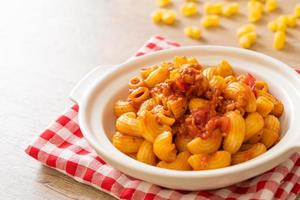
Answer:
[0,0,299,199]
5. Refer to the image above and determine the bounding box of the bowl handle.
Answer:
[69,65,114,104]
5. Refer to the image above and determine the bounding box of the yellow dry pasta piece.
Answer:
[188,151,231,170]
[151,9,164,23]
[267,21,278,32]
[187,130,222,154]
[157,151,192,170]
[232,143,267,165]
[264,0,277,12]
[223,111,246,154]
[244,112,264,141]
[156,0,170,7]
[203,2,223,15]
[273,31,286,50]
[256,96,274,117]
[286,15,297,27]
[222,3,240,17]
[153,131,177,162]
[237,24,255,37]
[261,128,279,148]
[248,10,263,23]
[116,112,142,137]
[137,141,157,165]
[201,15,220,28]
[181,2,198,17]
[112,132,144,154]
[238,32,257,48]
[184,26,202,40]
[162,10,176,25]
[295,4,300,18]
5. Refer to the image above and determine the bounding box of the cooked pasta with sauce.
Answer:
[112,56,284,171]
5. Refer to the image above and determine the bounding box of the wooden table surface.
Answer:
[1,0,299,199]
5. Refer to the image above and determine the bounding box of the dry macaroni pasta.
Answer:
[112,56,284,171]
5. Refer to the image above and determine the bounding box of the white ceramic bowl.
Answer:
[70,46,300,191]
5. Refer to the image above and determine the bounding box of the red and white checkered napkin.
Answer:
[26,36,300,200]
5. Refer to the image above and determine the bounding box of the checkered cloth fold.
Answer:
[26,36,300,200]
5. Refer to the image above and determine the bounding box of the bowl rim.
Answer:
[76,45,300,178]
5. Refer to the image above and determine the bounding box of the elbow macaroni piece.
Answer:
[216,60,234,77]
[245,90,257,113]
[157,151,192,170]
[261,128,279,148]
[144,65,169,87]
[114,100,136,117]
[188,98,210,111]
[248,129,264,144]
[188,151,231,170]
[112,132,144,154]
[175,134,194,152]
[140,66,158,79]
[264,115,280,133]
[153,131,177,162]
[256,96,274,117]
[224,82,257,112]
[224,75,237,84]
[129,76,144,89]
[223,111,246,154]
[153,105,175,126]
[256,90,284,117]
[128,87,150,104]
[187,130,222,154]
[167,97,187,119]
[137,141,157,165]
[244,112,264,141]
[202,67,218,80]
[255,80,269,92]
[140,110,171,142]
[116,112,142,137]
[232,143,267,165]
[209,75,226,90]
